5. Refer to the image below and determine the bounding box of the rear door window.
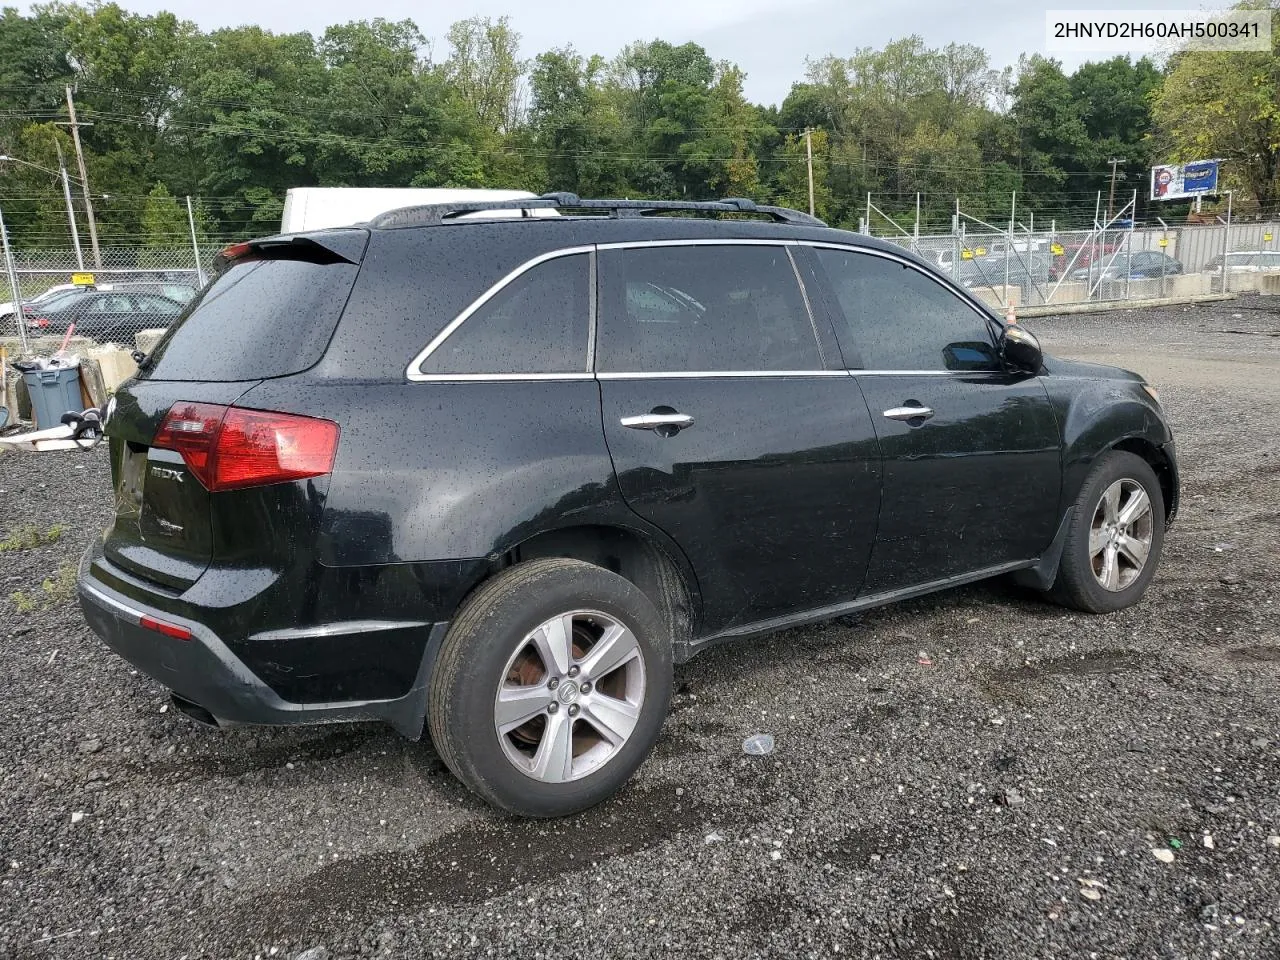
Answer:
[141,238,364,382]
[417,253,589,376]
[596,244,822,373]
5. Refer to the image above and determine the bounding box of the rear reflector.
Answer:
[140,615,192,641]
[153,403,340,492]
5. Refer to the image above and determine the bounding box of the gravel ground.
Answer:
[2,296,1278,960]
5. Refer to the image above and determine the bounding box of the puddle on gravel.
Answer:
[981,650,1148,705]
[987,650,1147,682]
[1226,646,1280,664]
[237,783,720,935]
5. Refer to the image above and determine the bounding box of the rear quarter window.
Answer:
[140,253,360,382]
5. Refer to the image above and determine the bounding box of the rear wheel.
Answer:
[1050,450,1165,613]
[427,558,672,817]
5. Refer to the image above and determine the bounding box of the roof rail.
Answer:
[369,192,827,228]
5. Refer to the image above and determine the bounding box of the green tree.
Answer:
[140,182,186,246]
[1152,1,1280,211]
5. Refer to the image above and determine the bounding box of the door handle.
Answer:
[620,413,695,431]
[883,405,934,422]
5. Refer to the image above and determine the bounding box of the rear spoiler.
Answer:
[215,229,368,272]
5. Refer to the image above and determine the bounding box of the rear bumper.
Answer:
[77,548,447,738]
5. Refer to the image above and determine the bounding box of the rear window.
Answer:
[141,256,359,381]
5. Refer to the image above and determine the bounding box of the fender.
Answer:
[1040,355,1178,525]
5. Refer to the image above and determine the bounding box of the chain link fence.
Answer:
[1,246,207,350]
[2,215,1279,357]
[873,205,1280,312]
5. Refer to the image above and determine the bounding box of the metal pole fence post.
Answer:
[55,143,84,271]
[865,192,872,236]
[1003,191,1015,308]
[1092,192,1102,299]
[1223,190,1233,294]
[186,196,206,287]
[1049,219,1056,305]
[1123,192,1136,303]
[952,207,960,284]
[0,205,30,355]
[1157,217,1169,298]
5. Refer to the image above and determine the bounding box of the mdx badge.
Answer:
[150,465,185,483]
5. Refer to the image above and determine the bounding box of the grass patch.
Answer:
[8,561,78,612]
[0,523,66,552]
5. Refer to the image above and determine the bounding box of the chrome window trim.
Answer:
[596,370,845,380]
[410,373,596,383]
[851,370,999,377]
[596,237,801,251]
[405,244,594,382]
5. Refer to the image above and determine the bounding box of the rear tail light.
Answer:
[153,402,339,492]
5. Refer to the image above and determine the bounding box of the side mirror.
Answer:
[1001,325,1043,373]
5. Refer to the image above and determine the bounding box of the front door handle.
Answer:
[620,413,695,431]
[883,405,934,422]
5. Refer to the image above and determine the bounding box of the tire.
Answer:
[427,558,673,817]
[1049,450,1166,613]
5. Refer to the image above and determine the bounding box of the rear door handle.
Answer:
[620,413,695,431]
[883,406,934,422]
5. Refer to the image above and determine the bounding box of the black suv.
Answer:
[78,195,1178,817]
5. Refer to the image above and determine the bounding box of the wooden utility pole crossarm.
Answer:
[57,86,101,270]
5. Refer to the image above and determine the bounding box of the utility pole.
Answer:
[185,196,205,287]
[0,205,30,356]
[1106,157,1124,222]
[803,128,815,217]
[54,142,84,271]
[58,85,101,270]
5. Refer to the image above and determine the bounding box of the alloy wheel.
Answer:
[494,610,646,783]
[1089,478,1154,592]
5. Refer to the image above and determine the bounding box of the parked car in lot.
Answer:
[1204,251,1280,273]
[78,194,1179,818]
[0,282,90,322]
[106,281,200,304]
[25,289,185,342]
[1071,250,1183,282]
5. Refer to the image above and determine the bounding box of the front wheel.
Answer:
[427,558,673,817]
[1050,450,1166,613]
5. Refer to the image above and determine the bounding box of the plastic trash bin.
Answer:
[23,366,82,429]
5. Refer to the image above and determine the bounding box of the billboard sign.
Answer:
[1151,160,1219,200]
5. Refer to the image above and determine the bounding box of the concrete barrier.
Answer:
[134,328,167,355]
[1169,273,1213,297]
[970,286,1021,310]
[1032,281,1089,305]
[86,345,138,392]
[1260,274,1280,296]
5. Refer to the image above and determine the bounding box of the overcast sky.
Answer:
[26,0,1201,105]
